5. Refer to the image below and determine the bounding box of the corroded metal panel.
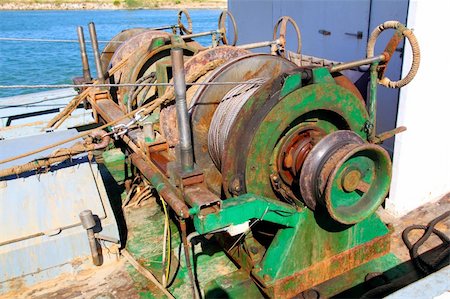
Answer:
[0,161,106,244]
[0,130,120,291]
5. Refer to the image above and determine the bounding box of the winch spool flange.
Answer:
[220,69,370,201]
[300,130,392,224]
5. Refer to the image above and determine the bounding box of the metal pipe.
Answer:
[330,54,385,73]
[368,62,379,142]
[77,26,91,82]
[237,39,278,50]
[151,24,178,31]
[79,210,102,266]
[171,47,194,173]
[129,153,190,218]
[180,29,220,40]
[88,22,104,82]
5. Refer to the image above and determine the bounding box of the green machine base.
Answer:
[193,194,394,298]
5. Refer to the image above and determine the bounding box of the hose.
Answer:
[361,211,450,298]
[402,210,450,274]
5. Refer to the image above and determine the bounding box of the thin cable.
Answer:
[228,206,270,252]
[0,37,119,43]
[0,57,224,165]
[0,81,260,90]
[0,104,141,165]
[121,249,175,299]
[160,195,171,288]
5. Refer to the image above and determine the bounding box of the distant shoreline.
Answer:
[0,1,226,11]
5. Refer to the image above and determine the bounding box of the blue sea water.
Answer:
[0,9,221,97]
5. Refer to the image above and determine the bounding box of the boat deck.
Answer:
[4,193,448,299]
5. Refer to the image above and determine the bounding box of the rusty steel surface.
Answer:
[188,54,295,194]
[323,142,392,224]
[183,185,221,213]
[130,153,190,218]
[218,10,238,46]
[109,30,171,84]
[272,126,325,204]
[299,131,364,210]
[333,74,365,104]
[221,72,370,202]
[264,233,391,298]
[114,38,201,112]
[272,16,302,57]
[100,28,149,73]
[159,46,250,149]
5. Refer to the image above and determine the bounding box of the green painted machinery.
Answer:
[189,67,394,297]
[96,19,420,298]
[180,21,419,297]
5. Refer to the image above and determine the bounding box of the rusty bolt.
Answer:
[230,178,242,193]
[341,169,362,192]
[250,246,259,254]
[270,173,280,183]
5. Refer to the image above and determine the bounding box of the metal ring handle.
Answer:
[367,20,420,88]
[177,9,193,35]
[273,16,302,57]
[218,10,238,46]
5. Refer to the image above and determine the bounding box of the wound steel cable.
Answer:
[208,77,267,169]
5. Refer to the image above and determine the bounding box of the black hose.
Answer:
[361,211,450,298]
[402,210,450,274]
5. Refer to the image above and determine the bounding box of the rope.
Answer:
[208,77,266,169]
[0,81,260,90]
[0,136,100,178]
[46,49,134,129]
[366,20,420,88]
[0,37,119,43]
[0,58,225,166]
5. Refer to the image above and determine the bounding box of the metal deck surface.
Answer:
[0,89,95,139]
[3,194,447,299]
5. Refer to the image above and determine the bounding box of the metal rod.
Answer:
[77,26,91,82]
[373,126,407,144]
[171,47,194,173]
[152,24,178,31]
[180,220,200,299]
[88,22,104,82]
[368,62,379,142]
[330,54,385,73]
[180,29,220,40]
[79,210,102,266]
[237,39,278,50]
[129,153,190,218]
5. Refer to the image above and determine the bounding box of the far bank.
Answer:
[0,0,227,10]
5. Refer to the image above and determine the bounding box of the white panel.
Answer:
[388,0,450,216]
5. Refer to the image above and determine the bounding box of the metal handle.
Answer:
[318,29,331,36]
[345,31,363,39]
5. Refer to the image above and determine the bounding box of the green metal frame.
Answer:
[245,68,369,199]
[192,193,391,297]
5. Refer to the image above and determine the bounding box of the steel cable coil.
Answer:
[208,77,267,169]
